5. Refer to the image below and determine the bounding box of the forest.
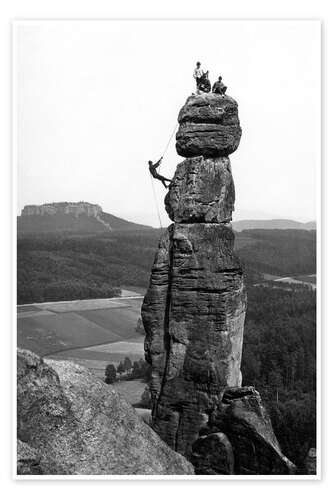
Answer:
[242,284,316,470]
[17,230,159,303]
[17,228,316,304]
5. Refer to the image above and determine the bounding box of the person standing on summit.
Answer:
[193,61,204,91]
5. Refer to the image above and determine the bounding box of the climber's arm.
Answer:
[153,157,163,169]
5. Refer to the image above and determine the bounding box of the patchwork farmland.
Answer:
[17,290,146,384]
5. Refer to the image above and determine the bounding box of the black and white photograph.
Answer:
[14,19,320,479]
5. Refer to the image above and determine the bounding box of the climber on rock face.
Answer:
[212,76,227,95]
[148,158,172,189]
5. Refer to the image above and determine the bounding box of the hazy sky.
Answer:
[16,20,320,227]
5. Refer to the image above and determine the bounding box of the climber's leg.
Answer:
[154,172,171,184]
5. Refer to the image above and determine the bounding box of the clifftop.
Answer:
[21,202,102,218]
[18,202,152,234]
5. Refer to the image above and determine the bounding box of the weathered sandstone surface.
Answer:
[304,448,317,475]
[142,223,246,456]
[142,91,295,474]
[165,156,234,223]
[191,432,235,475]
[195,387,296,475]
[176,94,242,158]
[17,349,194,475]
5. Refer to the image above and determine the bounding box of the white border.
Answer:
[12,18,322,482]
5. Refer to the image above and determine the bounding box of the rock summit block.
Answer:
[176,94,242,158]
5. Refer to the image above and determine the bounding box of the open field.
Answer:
[18,291,145,375]
[18,293,147,405]
[113,380,147,406]
[274,275,316,290]
[256,273,317,292]
[46,340,145,379]
[18,294,144,355]
[293,274,316,285]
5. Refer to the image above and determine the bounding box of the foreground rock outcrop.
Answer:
[17,349,194,475]
[142,92,295,474]
[191,432,235,475]
[304,448,317,475]
[195,387,296,475]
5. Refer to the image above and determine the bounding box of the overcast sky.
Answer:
[16,20,320,227]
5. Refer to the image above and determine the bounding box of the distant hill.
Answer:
[17,202,152,234]
[233,219,316,232]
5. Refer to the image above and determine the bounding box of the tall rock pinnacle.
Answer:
[142,92,295,474]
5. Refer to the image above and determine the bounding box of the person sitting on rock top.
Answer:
[212,76,227,95]
[202,70,211,92]
[148,158,172,189]
[196,71,211,94]
[193,61,204,91]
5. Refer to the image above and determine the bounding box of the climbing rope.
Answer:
[148,114,180,227]
[158,122,178,172]
[150,174,163,229]
[149,91,192,226]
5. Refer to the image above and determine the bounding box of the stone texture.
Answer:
[208,387,296,475]
[176,94,242,158]
[142,228,171,402]
[304,448,316,475]
[142,223,246,457]
[17,349,194,475]
[165,156,234,223]
[191,432,234,475]
[178,93,241,124]
[17,440,43,475]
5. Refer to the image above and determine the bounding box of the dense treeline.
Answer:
[17,228,315,304]
[236,229,316,276]
[242,284,316,468]
[105,357,151,384]
[17,230,161,303]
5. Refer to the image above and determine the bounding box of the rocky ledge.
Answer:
[17,349,194,475]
